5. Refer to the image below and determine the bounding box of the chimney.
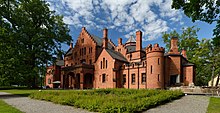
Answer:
[169,37,179,54]
[103,28,108,49]
[181,49,187,58]
[103,28,108,38]
[136,30,142,51]
[82,27,86,31]
[118,38,122,45]
[70,42,73,48]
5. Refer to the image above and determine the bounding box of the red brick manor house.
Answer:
[45,27,195,89]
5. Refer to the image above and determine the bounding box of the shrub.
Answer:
[29,89,183,113]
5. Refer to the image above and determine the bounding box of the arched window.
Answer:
[101,61,102,69]
[102,74,106,83]
[158,58,160,65]
[151,65,153,74]
[158,74,160,81]
[106,60,107,69]
[103,58,105,69]
[84,47,86,55]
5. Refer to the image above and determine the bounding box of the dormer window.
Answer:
[81,38,84,43]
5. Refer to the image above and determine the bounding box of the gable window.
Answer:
[81,38,84,43]
[84,47,86,55]
[141,73,146,84]
[103,58,105,69]
[101,61,102,69]
[131,74,135,84]
[102,74,106,83]
[106,60,108,69]
[123,74,126,85]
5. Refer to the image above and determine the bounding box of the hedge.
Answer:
[29,89,183,113]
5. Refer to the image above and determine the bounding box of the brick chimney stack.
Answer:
[136,30,142,51]
[169,37,179,54]
[181,49,187,58]
[103,28,108,49]
[118,38,122,45]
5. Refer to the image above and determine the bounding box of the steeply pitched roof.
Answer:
[65,48,72,56]
[91,34,102,46]
[125,45,136,53]
[106,49,128,62]
[126,35,136,43]
[90,34,114,49]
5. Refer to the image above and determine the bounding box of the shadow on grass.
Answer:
[0,93,30,99]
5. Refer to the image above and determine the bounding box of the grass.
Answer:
[30,89,184,113]
[0,99,23,113]
[0,89,38,97]
[207,97,220,113]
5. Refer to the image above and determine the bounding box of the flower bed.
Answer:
[29,89,183,113]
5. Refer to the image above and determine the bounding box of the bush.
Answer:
[29,89,183,113]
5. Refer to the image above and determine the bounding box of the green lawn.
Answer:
[207,97,220,113]
[0,99,23,113]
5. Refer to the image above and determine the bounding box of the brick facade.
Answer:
[45,27,195,89]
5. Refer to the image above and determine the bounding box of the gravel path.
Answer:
[0,92,92,113]
[143,95,210,113]
[0,92,210,113]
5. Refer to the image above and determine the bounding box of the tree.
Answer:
[172,0,220,46]
[0,0,71,87]
[162,26,200,60]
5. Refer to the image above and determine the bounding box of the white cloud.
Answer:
[46,0,184,41]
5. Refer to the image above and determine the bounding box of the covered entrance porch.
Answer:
[61,64,94,89]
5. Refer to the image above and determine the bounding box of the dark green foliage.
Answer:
[0,0,71,87]
[29,89,184,113]
[172,0,220,47]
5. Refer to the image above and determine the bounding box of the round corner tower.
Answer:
[146,44,165,89]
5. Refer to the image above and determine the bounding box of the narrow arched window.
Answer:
[151,65,153,74]
[101,61,102,69]
[103,58,105,69]
[106,60,107,69]
[158,58,160,65]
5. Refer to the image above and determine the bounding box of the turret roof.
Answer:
[126,35,136,43]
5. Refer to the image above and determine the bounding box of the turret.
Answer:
[103,28,108,49]
[146,44,165,89]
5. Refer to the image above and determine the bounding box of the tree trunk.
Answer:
[215,74,220,87]
[211,63,215,87]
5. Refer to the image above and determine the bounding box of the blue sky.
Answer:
[46,0,216,51]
